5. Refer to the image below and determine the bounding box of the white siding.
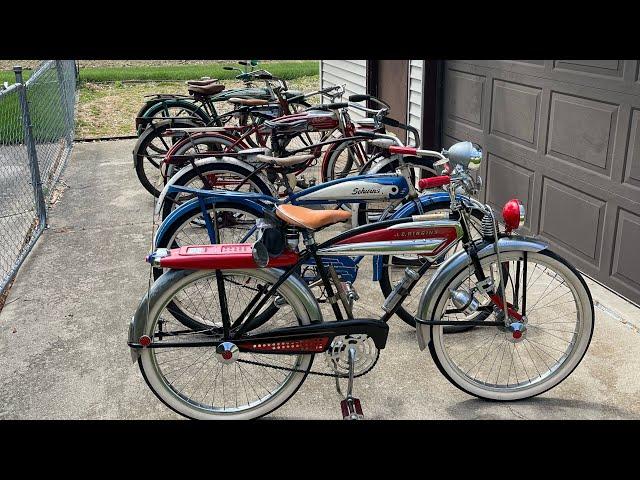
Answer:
[407,60,424,147]
[320,60,368,120]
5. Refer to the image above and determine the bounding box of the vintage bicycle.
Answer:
[129,141,594,419]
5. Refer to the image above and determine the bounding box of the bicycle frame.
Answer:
[133,196,488,354]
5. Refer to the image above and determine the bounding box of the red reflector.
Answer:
[239,337,330,353]
[222,351,233,360]
[139,335,152,347]
[513,331,522,339]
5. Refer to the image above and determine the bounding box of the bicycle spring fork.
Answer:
[487,206,510,326]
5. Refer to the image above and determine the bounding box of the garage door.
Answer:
[442,60,640,305]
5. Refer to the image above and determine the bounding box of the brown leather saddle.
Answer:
[276,204,351,230]
[187,82,225,96]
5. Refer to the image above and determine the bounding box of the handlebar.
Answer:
[348,93,391,110]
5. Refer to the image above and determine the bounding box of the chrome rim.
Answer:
[145,270,311,416]
[432,251,590,396]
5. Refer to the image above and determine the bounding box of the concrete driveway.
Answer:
[0,139,639,420]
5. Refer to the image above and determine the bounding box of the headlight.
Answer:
[444,141,482,170]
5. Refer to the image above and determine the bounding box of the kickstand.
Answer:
[340,347,364,420]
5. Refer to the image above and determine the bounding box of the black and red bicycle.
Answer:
[129,141,595,420]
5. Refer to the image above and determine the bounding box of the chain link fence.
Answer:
[0,60,78,297]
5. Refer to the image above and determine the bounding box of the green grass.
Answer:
[0,69,32,84]
[0,79,68,143]
[77,61,318,83]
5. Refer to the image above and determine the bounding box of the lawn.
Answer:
[1,61,320,139]
[75,74,320,138]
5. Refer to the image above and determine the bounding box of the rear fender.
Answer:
[154,195,268,248]
[128,267,322,362]
[365,155,436,176]
[164,131,247,164]
[155,156,275,216]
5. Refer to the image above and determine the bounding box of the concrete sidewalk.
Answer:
[1,139,639,420]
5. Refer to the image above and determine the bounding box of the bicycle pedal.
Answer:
[340,396,364,420]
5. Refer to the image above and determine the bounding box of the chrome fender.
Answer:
[155,156,276,216]
[415,236,548,350]
[365,155,437,176]
[129,267,323,362]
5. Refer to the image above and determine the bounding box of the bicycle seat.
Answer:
[276,204,351,230]
[188,83,225,96]
[228,97,270,106]
[255,154,315,167]
[186,79,219,86]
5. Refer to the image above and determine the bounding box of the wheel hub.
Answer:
[216,342,239,364]
[506,321,527,343]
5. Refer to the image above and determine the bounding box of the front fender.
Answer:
[414,236,548,350]
[129,267,323,362]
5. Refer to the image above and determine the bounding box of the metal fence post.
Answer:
[55,60,73,149]
[14,65,47,228]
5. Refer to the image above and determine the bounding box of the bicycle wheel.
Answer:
[322,137,379,182]
[138,268,314,420]
[378,202,485,329]
[134,119,202,197]
[427,248,594,401]
[138,98,212,137]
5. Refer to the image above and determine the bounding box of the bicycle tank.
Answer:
[317,220,463,258]
[210,88,304,102]
[291,175,409,202]
[263,109,339,134]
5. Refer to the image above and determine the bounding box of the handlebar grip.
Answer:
[418,176,451,190]
[380,116,401,128]
[388,146,417,155]
[325,102,349,110]
[348,94,371,102]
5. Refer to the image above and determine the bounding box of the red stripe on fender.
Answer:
[157,244,299,270]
